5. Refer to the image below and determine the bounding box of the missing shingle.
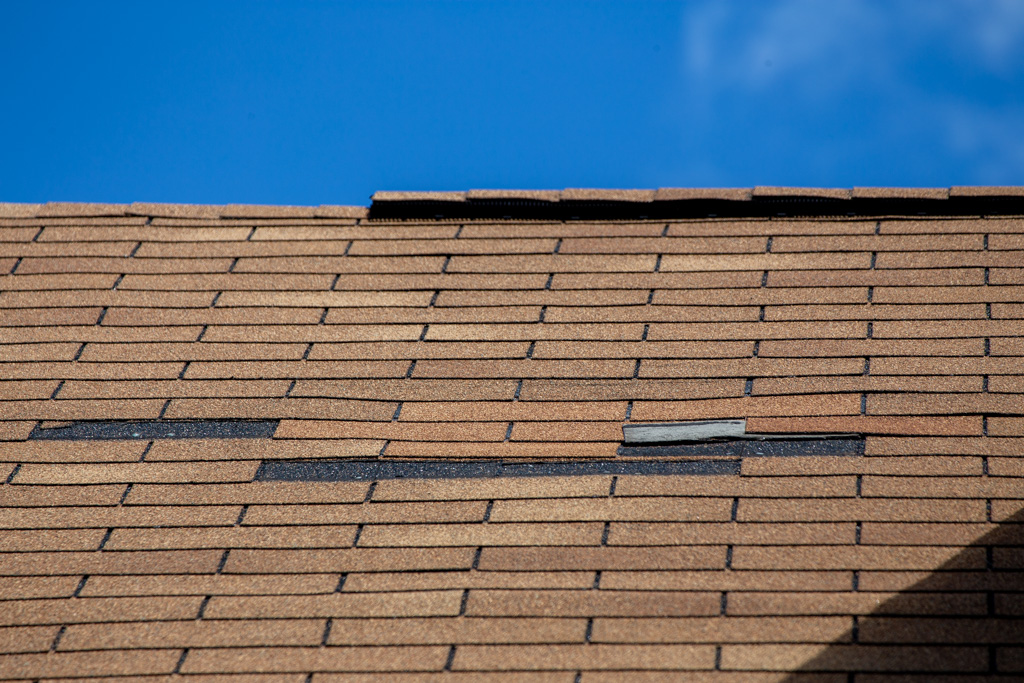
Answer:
[256,458,740,482]
[28,419,279,441]
[619,438,864,458]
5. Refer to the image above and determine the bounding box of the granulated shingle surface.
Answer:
[1,191,1023,679]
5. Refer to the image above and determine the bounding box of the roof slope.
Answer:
[0,190,1022,680]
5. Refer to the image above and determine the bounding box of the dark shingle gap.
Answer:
[118,483,132,505]
[49,626,66,652]
[641,324,649,341]
[725,547,733,570]
[216,550,230,574]
[553,238,562,253]
[4,464,19,484]
[178,362,191,380]
[619,438,864,458]
[50,381,64,399]
[9,256,21,274]
[441,256,451,273]
[584,618,594,643]
[158,400,171,418]
[257,458,740,482]
[32,227,44,242]
[335,574,348,592]
[319,618,332,646]
[29,419,279,441]
[632,359,641,378]
[600,522,611,546]
[419,324,430,341]
[197,595,211,619]
[173,650,188,675]
[654,254,662,272]
[538,305,547,322]
[444,646,457,672]
[765,236,773,253]
[210,292,222,306]
[196,325,208,342]
[513,380,523,401]
[471,547,482,570]
[72,343,86,361]
[139,442,153,461]
[95,307,108,325]
[624,401,633,421]
[111,274,124,290]
[343,240,353,256]
[544,273,554,290]
[525,341,535,358]
[429,290,439,307]
[592,571,602,589]
[72,575,88,597]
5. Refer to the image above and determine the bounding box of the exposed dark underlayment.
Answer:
[368,195,1024,220]
[257,458,741,482]
[617,437,865,458]
[28,420,280,441]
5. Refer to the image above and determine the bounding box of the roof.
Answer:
[1,188,1022,680]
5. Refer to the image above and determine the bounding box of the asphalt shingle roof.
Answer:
[1,189,1022,680]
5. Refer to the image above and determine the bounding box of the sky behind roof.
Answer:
[3,1,1024,205]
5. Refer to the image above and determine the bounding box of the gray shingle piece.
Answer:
[623,420,746,443]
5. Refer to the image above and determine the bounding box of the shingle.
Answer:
[182,645,450,674]
[452,643,715,671]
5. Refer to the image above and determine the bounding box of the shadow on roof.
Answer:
[780,505,1024,678]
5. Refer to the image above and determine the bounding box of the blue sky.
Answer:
[3,1,1024,205]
